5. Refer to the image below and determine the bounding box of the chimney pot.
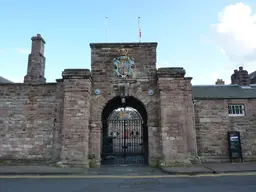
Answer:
[234,69,238,73]
[216,79,225,85]
[24,34,46,84]
[239,66,243,71]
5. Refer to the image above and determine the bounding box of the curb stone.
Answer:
[0,172,88,176]
[160,167,216,175]
[160,166,256,175]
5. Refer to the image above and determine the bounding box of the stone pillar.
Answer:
[157,67,196,167]
[88,122,101,168]
[51,79,64,162]
[59,69,92,167]
[184,77,198,159]
[24,34,46,84]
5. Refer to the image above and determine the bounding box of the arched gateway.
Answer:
[56,42,197,168]
[101,96,148,165]
[4,34,255,169]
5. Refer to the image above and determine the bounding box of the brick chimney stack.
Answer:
[24,34,46,84]
[215,79,225,85]
[231,66,250,86]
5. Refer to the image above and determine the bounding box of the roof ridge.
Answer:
[0,76,13,83]
[249,71,256,79]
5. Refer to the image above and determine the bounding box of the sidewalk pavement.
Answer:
[0,165,164,176]
[0,162,256,176]
[0,165,87,175]
[161,162,256,175]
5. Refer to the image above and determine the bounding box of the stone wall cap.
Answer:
[62,69,91,79]
[63,69,91,72]
[56,78,63,82]
[90,42,158,49]
[157,67,186,78]
[31,34,46,44]
[0,83,56,86]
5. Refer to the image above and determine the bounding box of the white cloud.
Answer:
[16,48,30,54]
[210,3,256,67]
[219,48,226,55]
[242,60,256,74]
[199,2,256,85]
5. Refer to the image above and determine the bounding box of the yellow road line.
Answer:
[0,172,256,179]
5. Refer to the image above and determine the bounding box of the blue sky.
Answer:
[0,0,255,84]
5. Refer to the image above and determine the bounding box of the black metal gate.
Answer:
[102,108,145,164]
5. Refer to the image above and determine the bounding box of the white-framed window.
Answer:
[228,104,245,116]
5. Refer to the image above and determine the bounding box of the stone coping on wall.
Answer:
[0,82,57,86]
[62,69,91,80]
[157,67,187,78]
[90,42,158,48]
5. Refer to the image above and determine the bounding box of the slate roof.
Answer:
[0,76,13,83]
[192,84,256,99]
[249,71,256,80]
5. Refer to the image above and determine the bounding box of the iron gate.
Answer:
[102,110,145,164]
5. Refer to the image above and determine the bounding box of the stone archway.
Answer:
[101,96,148,165]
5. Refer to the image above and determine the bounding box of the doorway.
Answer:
[101,96,148,165]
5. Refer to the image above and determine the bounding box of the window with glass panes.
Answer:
[228,104,245,116]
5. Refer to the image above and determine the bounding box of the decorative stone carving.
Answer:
[117,79,137,97]
[113,48,135,78]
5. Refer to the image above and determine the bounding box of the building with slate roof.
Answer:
[0,34,255,167]
[0,76,13,83]
[192,84,256,100]
[192,66,256,162]
[249,71,256,84]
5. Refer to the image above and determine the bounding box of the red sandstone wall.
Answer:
[194,99,256,162]
[0,83,58,162]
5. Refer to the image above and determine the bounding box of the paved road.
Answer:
[0,175,256,192]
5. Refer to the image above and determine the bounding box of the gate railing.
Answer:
[102,119,145,164]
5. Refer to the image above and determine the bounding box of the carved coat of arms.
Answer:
[113,48,135,78]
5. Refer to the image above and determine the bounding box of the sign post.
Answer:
[227,131,243,163]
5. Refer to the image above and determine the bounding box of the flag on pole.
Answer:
[106,16,108,43]
[138,17,141,42]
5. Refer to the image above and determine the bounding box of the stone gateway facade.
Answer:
[0,34,256,167]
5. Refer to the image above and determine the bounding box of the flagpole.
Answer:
[106,16,108,43]
[138,16,141,42]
